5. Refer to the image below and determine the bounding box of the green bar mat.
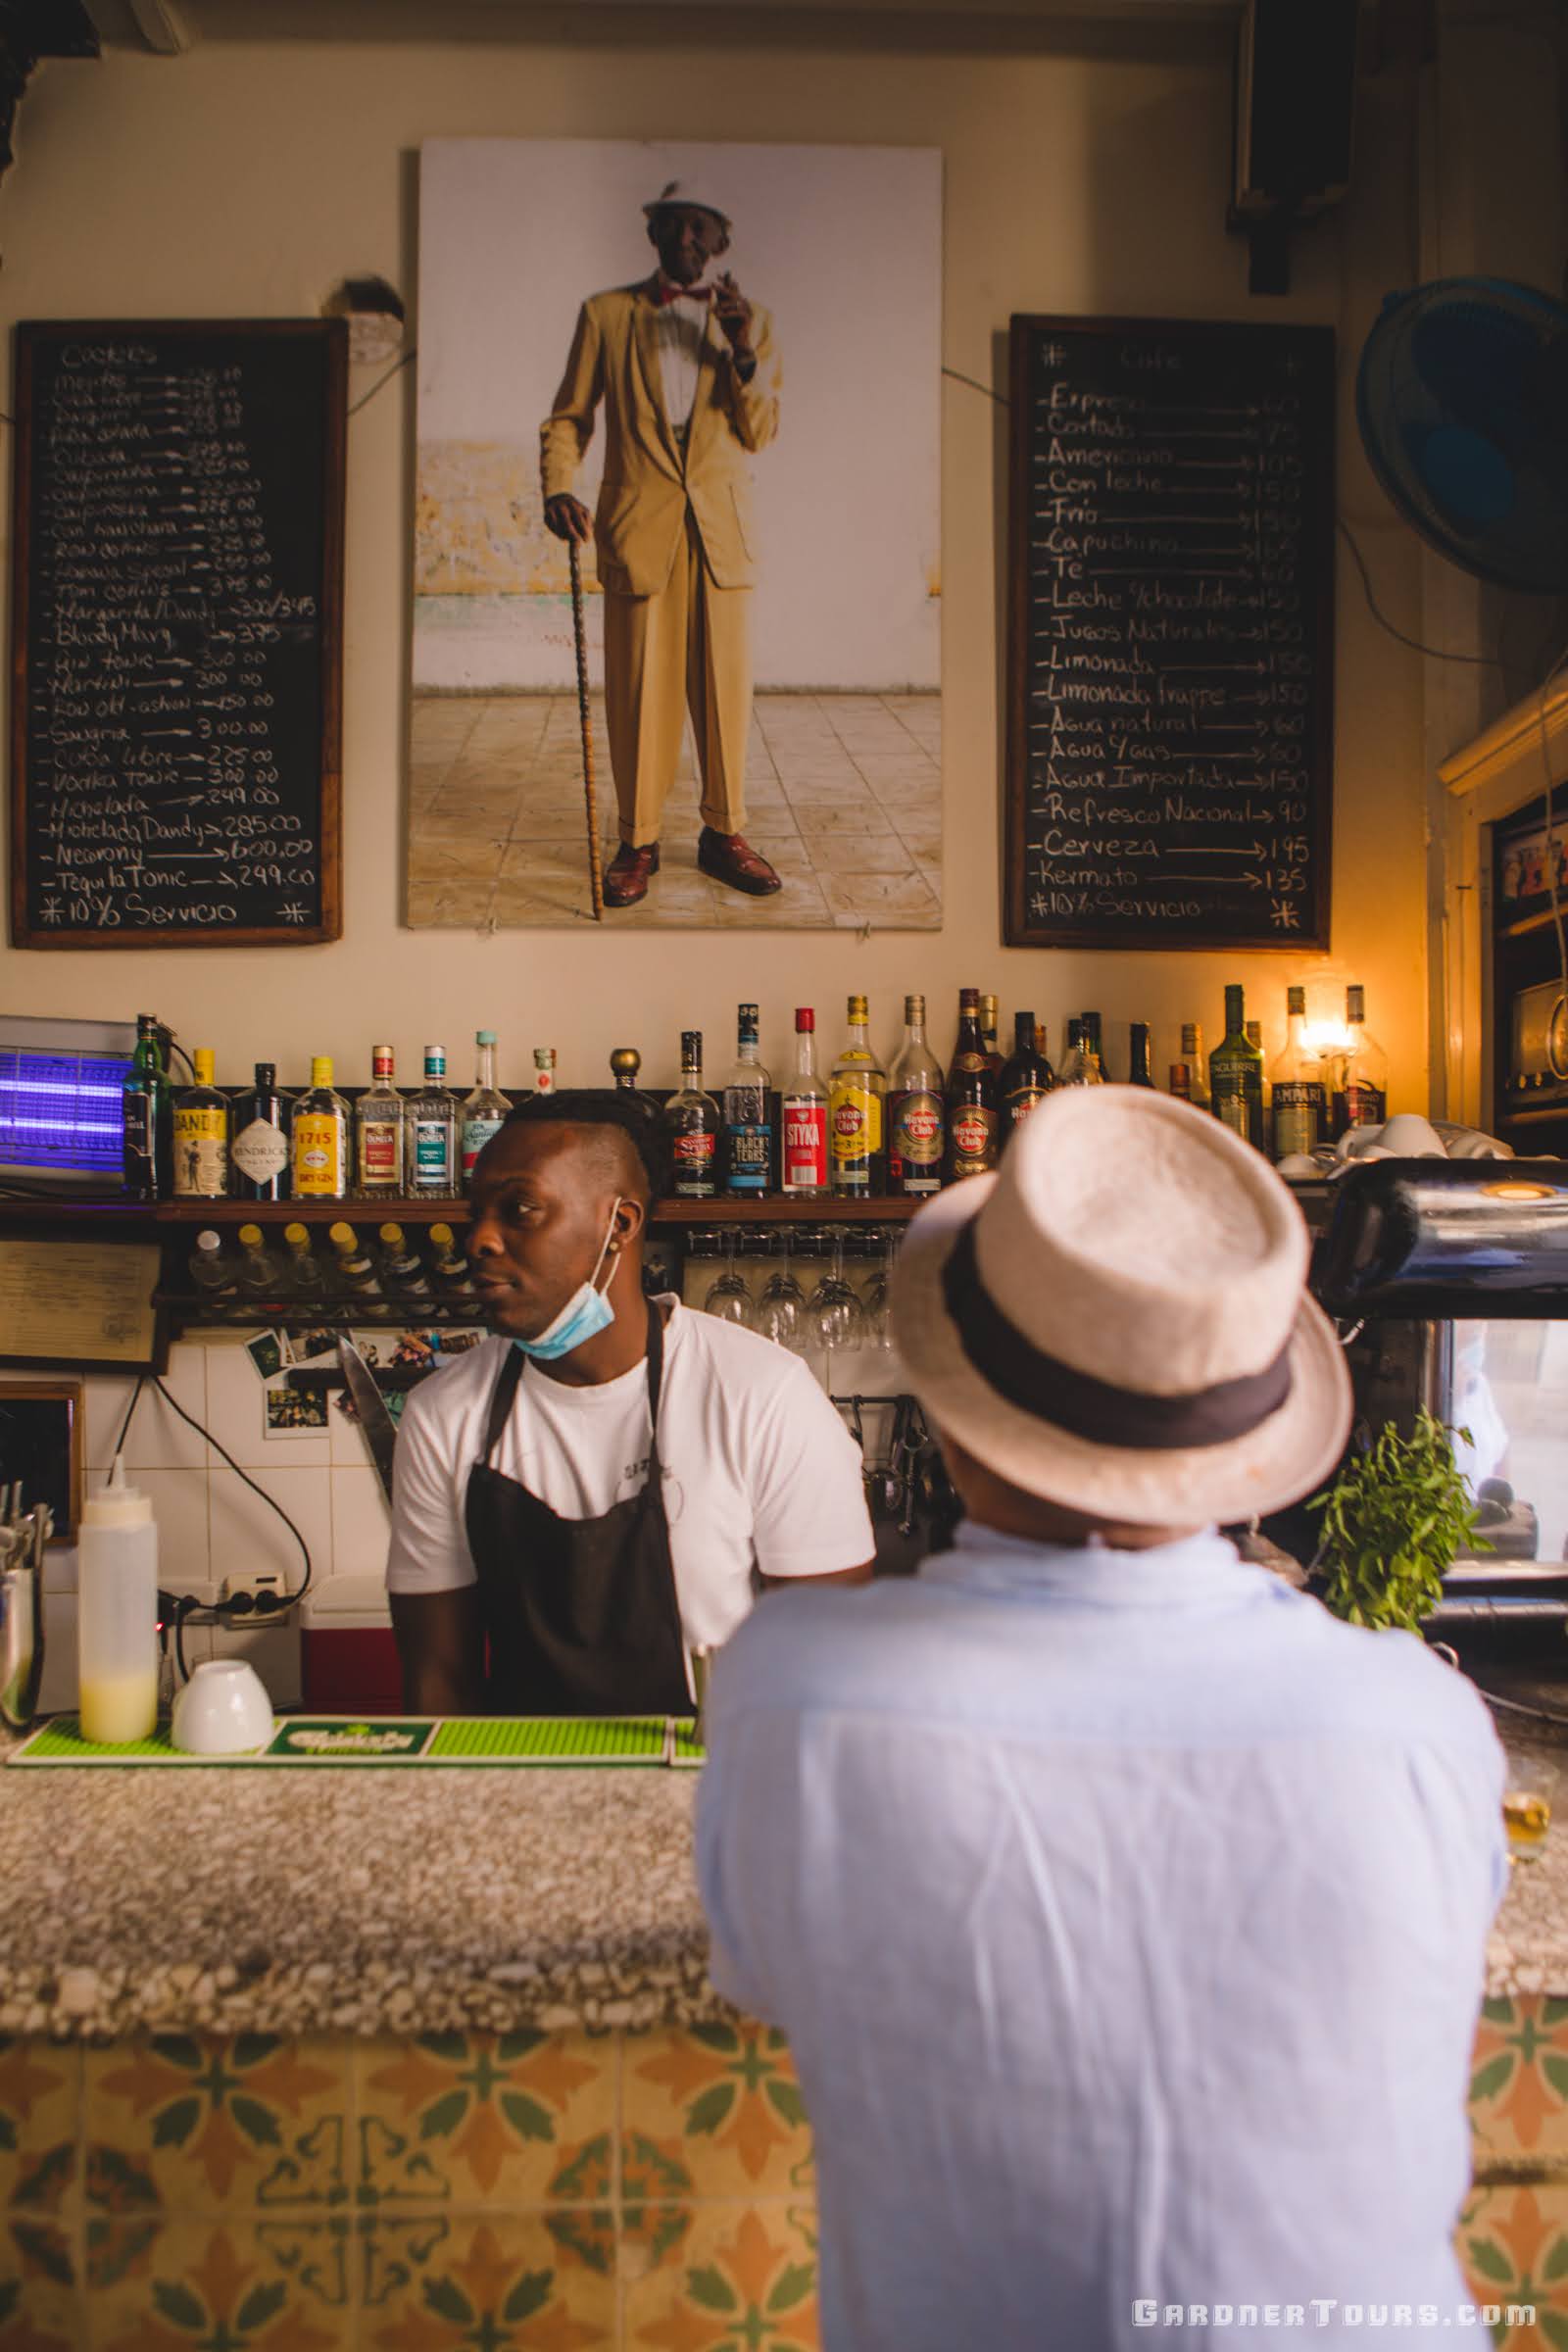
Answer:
[9,1713,682,1767]
[670,1721,707,1768]
[427,1717,667,1763]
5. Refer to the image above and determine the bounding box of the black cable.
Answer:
[114,1376,145,1462]
[347,347,416,416]
[942,364,1008,408]
[1335,517,1500,667]
[149,1374,313,1611]
[173,1596,193,1687]
[1474,1683,1568,1730]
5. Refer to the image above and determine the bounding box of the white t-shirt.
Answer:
[385,1298,874,1648]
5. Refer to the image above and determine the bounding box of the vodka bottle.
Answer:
[781,1008,829,1198]
[462,1031,510,1181]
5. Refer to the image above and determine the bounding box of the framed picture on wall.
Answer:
[0,1382,83,1542]
[409,137,943,931]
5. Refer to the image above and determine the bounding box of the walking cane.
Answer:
[567,537,604,921]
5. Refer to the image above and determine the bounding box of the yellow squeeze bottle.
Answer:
[76,1460,159,1746]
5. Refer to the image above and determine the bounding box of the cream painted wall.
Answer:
[0,23,1429,1103]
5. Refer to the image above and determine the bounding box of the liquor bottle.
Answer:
[533,1048,557,1095]
[231,1061,290,1201]
[1169,1062,1193,1102]
[781,1008,829,1199]
[1180,1023,1211,1112]
[1247,1021,1270,1133]
[663,1032,720,1200]
[235,1223,282,1297]
[428,1221,474,1297]
[282,1222,325,1298]
[888,993,946,1197]
[1128,1023,1155,1089]
[610,1049,642,1092]
[188,1230,233,1294]
[122,1013,172,1201]
[979,994,1004,1077]
[1209,986,1265,1150]
[409,1047,460,1200]
[1080,1010,1108,1083]
[352,1046,404,1199]
[1332,985,1389,1138]
[999,1010,1054,1145]
[721,1004,773,1198]
[830,993,888,1198]
[291,1056,349,1200]
[945,987,1000,1180]
[1270,986,1328,1161]
[172,1048,230,1200]
[378,1222,431,1298]
[1058,1019,1104,1087]
[461,1032,510,1182]
[328,1222,381,1296]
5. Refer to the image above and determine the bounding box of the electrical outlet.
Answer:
[220,1569,285,1606]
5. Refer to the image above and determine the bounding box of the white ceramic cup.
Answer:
[170,1659,274,1756]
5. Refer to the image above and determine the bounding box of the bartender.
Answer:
[386,1091,874,1714]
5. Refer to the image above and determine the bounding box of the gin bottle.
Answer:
[355,1046,405,1199]
[231,1062,290,1201]
[1209,987,1265,1150]
[291,1057,349,1200]
[409,1047,459,1199]
[172,1048,230,1200]
[461,1031,510,1181]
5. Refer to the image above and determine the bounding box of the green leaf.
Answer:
[1543,2309,1568,2352]
[503,2269,554,2323]
[1471,2054,1513,2103]
[419,2034,469,2065]
[236,2281,288,2332]
[500,2090,554,2144]
[229,2096,281,2149]
[13,2143,72,2207]
[687,2262,739,2313]
[14,2222,72,2286]
[1545,2233,1568,2282]
[767,2259,815,2314]
[691,2023,741,2055]
[0,2114,15,2153]
[419,2088,469,2140]
[685,2082,735,2138]
[232,2034,279,2072]
[1465,2235,1515,2284]
[424,2276,475,2325]
[765,2078,806,2129]
[149,2035,203,2074]
[152,2097,203,2149]
[497,2033,545,2064]
[1543,2054,1568,2101]
[153,2278,207,2328]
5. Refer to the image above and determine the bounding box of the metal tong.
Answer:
[0,1483,51,1732]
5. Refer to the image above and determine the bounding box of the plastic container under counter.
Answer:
[300,1576,403,1715]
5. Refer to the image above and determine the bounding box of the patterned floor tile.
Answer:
[0,2218,76,2352]
[622,2203,819,2351]
[359,2212,615,2348]
[83,2219,352,2350]
[621,2026,813,2201]
[84,2035,350,2215]
[1455,2185,1568,2347]
[354,2031,614,2209]
[1472,1998,1568,2168]
[0,2042,78,2214]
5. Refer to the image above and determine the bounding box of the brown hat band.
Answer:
[941,1221,1294,1451]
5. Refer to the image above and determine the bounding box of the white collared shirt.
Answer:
[653,274,710,430]
[698,1524,1508,2350]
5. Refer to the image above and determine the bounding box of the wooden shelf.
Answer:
[0,1194,923,1229]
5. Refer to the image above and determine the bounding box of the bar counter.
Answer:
[2,1704,1567,2346]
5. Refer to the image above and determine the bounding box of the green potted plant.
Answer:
[1309,1410,1488,1635]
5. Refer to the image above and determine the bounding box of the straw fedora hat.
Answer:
[643,178,732,233]
[891,1087,1351,1527]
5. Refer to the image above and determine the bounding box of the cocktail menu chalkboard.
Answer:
[11,320,346,948]
[1005,317,1334,952]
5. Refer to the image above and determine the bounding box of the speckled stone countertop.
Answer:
[3,1676,1567,2042]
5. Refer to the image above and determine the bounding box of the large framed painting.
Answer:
[410,138,942,930]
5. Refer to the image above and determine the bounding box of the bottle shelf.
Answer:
[0,1194,923,1230]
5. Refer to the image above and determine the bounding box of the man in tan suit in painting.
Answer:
[541,181,784,908]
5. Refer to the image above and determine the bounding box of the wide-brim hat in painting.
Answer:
[891,1086,1351,1527]
[643,178,732,233]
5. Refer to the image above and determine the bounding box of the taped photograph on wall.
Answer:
[410,137,942,929]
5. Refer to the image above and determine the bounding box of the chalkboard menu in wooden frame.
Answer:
[11,319,347,948]
[1005,316,1334,952]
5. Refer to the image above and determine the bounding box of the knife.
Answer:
[338,1338,398,1503]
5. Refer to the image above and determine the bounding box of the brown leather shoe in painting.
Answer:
[697,827,783,897]
[603,842,661,907]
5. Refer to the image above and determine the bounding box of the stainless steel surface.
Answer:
[338,1338,398,1500]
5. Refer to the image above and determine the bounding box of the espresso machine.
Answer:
[1308,1158,1568,1624]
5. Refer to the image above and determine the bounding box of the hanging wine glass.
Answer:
[807,1229,866,1351]
[703,1233,756,1328]
[756,1232,808,1351]
[862,1230,896,1349]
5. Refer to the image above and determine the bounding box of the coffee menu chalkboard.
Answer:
[1005,317,1334,952]
[11,320,346,948]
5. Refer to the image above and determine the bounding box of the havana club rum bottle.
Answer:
[945,989,1000,1181]
[888,994,946,1197]
[999,1011,1054,1148]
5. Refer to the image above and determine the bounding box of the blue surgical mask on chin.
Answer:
[513,1200,622,1363]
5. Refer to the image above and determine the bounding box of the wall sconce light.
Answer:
[321,275,406,368]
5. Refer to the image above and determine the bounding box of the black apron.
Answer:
[463,1301,693,1716]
